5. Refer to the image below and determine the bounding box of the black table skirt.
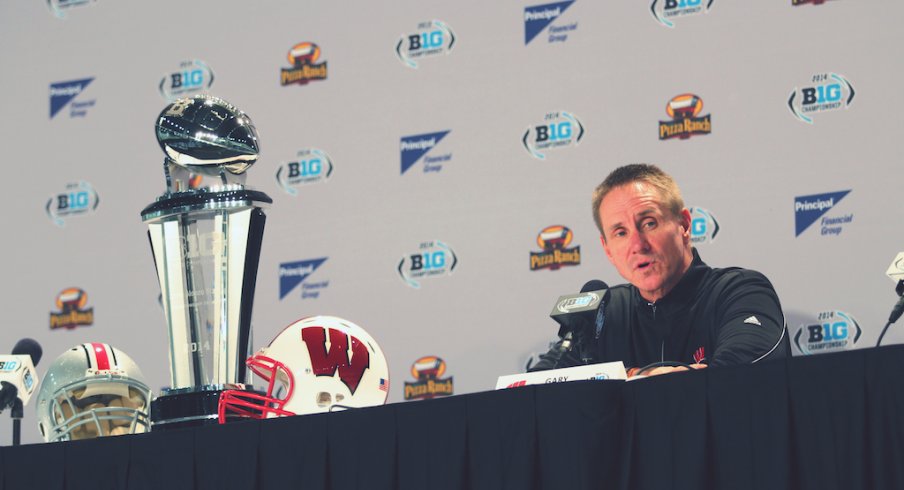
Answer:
[3,346,903,490]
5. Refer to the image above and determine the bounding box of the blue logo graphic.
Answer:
[400,131,451,174]
[50,78,95,118]
[279,258,328,300]
[522,111,584,159]
[398,241,458,289]
[794,190,851,237]
[159,60,215,100]
[45,181,100,227]
[650,0,715,28]
[396,20,456,69]
[524,1,576,45]
[794,310,861,355]
[47,0,96,18]
[275,148,334,195]
[689,207,719,244]
[788,73,855,124]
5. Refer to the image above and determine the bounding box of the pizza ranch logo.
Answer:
[659,93,712,140]
[530,225,581,271]
[404,356,454,401]
[281,42,328,86]
[49,287,94,330]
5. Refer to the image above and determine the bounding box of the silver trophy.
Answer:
[141,95,271,429]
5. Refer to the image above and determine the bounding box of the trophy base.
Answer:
[150,385,263,431]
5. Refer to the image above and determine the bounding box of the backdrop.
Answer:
[1,0,900,445]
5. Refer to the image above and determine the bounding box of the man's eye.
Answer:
[642,220,657,229]
[613,230,626,238]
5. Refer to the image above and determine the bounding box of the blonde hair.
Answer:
[592,163,685,238]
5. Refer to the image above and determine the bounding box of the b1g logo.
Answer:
[281,42,328,86]
[788,73,854,124]
[279,258,329,300]
[659,94,711,140]
[46,181,100,227]
[794,190,852,237]
[400,130,452,174]
[47,0,96,18]
[524,1,577,45]
[650,0,714,28]
[794,310,862,355]
[398,241,458,289]
[159,60,214,100]
[302,327,370,394]
[50,78,95,119]
[689,207,719,244]
[530,225,581,271]
[49,288,94,330]
[275,149,334,195]
[522,111,585,160]
[404,356,454,401]
[395,20,456,69]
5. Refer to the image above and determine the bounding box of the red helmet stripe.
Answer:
[90,342,111,370]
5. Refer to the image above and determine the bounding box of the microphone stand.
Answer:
[11,399,22,446]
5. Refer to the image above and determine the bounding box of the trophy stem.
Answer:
[180,215,206,387]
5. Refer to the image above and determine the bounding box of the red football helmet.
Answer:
[219,316,389,421]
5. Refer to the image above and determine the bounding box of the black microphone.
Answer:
[549,280,610,364]
[877,280,904,347]
[2,338,42,446]
[0,338,42,409]
[12,338,42,368]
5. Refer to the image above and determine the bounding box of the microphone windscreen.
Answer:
[12,338,43,367]
[580,280,608,293]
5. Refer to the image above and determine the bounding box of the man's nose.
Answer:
[628,229,651,253]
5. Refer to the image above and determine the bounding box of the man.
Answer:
[531,164,789,376]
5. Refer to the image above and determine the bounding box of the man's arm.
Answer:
[709,270,789,367]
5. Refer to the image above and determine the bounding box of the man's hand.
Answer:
[627,363,707,378]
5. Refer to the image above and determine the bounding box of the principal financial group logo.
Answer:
[524,1,577,45]
[689,207,719,244]
[159,60,214,100]
[794,190,852,237]
[522,111,584,160]
[50,78,95,119]
[794,310,861,355]
[788,73,854,124]
[530,225,581,271]
[281,42,328,86]
[50,288,94,330]
[279,258,329,300]
[404,356,454,401]
[275,149,334,195]
[400,131,451,174]
[396,20,456,69]
[659,94,711,140]
[47,0,96,18]
[398,241,457,289]
[46,181,100,227]
[650,0,714,28]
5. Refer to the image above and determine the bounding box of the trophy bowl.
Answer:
[155,94,259,176]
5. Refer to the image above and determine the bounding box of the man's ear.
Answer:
[679,208,692,239]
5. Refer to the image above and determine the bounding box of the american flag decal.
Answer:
[379,378,389,392]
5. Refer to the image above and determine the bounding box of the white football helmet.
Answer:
[36,343,151,442]
[219,316,389,420]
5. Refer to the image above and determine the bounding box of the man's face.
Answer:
[598,182,692,302]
